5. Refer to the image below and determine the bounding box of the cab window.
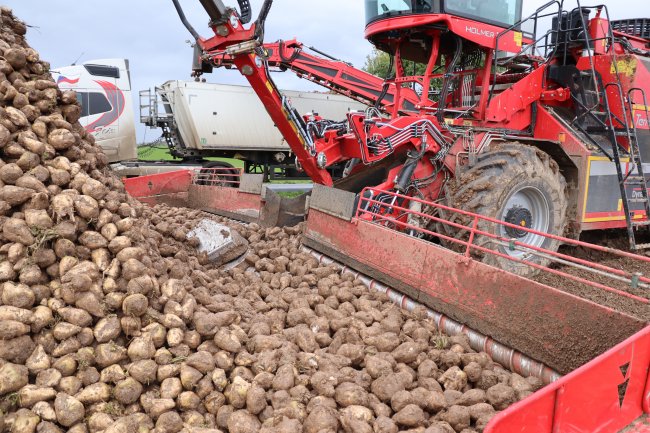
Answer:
[76,92,112,117]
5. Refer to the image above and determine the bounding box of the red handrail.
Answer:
[355,188,650,304]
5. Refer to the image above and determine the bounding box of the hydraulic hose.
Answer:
[395,142,427,192]
[436,35,463,124]
[278,40,300,63]
[171,0,201,41]
[254,0,273,41]
[374,55,394,110]
[374,83,391,111]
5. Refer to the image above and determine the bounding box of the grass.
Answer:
[277,191,307,199]
[137,146,313,186]
[433,331,449,350]
[269,179,311,184]
[137,146,176,161]
[137,146,244,168]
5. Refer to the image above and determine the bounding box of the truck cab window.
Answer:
[76,91,112,117]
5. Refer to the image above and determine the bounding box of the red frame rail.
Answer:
[356,188,650,305]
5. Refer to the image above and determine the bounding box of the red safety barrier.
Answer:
[355,188,650,304]
[124,170,193,207]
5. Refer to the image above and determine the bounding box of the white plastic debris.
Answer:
[187,219,249,267]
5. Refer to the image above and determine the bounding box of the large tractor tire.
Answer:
[199,161,240,188]
[441,143,568,277]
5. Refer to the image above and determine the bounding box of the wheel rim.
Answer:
[208,172,230,187]
[200,164,237,187]
[498,186,550,259]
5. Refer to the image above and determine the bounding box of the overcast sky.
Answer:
[6,0,641,144]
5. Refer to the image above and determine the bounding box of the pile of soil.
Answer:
[534,230,650,321]
[0,6,535,433]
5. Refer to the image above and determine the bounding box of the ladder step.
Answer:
[628,160,647,169]
[633,220,650,227]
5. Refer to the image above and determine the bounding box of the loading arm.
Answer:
[173,0,419,185]
[202,39,421,113]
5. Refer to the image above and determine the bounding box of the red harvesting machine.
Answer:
[124,0,650,431]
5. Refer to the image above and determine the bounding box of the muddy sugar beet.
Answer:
[0,6,537,433]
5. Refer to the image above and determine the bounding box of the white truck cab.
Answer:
[51,59,137,162]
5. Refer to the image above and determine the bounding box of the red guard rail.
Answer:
[124,167,243,206]
[190,167,242,187]
[356,188,650,305]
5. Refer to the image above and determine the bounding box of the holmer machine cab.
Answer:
[122,0,650,431]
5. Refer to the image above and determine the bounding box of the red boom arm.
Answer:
[206,39,421,112]
[188,3,424,186]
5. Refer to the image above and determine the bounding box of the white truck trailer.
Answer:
[53,58,367,178]
[139,80,368,178]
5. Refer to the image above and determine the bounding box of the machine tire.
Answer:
[439,143,568,277]
[199,161,240,188]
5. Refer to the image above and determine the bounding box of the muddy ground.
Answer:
[534,229,650,321]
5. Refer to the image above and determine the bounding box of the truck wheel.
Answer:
[199,161,240,188]
[440,143,568,277]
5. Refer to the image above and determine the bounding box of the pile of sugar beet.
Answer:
[0,7,542,433]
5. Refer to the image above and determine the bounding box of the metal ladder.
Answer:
[139,87,175,127]
[572,3,650,250]
[625,88,650,247]
[138,89,159,127]
[139,88,183,155]
[159,122,183,155]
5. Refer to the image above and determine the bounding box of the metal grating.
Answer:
[611,18,650,39]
